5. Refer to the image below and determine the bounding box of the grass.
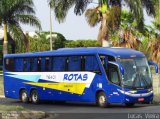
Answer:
[0,104,25,112]
[0,76,4,95]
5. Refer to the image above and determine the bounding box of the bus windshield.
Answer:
[118,58,152,89]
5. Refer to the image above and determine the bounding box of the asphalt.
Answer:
[1,98,160,119]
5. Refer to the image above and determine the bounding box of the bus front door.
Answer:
[107,63,125,103]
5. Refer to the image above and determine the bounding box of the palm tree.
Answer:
[112,11,142,49]
[112,30,142,49]
[0,0,41,54]
[148,36,160,67]
[49,0,155,46]
[146,0,160,67]
[85,5,121,46]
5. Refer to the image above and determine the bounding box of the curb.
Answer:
[0,95,5,98]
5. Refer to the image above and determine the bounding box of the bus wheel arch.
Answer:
[96,90,109,108]
[30,89,40,104]
[19,88,29,103]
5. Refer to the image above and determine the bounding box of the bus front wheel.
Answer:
[31,90,39,104]
[20,90,29,103]
[97,92,109,108]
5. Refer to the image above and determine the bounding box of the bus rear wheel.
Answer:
[31,90,39,104]
[20,90,29,103]
[97,92,109,108]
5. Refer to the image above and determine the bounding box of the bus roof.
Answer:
[4,47,145,58]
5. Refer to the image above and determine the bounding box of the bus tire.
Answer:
[125,103,135,107]
[31,90,39,104]
[97,92,109,108]
[20,90,29,103]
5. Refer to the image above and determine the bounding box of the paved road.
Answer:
[1,98,160,119]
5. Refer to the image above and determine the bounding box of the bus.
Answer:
[3,47,159,107]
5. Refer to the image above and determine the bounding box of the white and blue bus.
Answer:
[3,47,158,107]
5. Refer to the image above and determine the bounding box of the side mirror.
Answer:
[108,61,125,76]
[148,60,159,74]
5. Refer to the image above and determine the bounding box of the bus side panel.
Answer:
[4,74,27,99]
[3,72,103,103]
[30,73,99,102]
[29,74,102,102]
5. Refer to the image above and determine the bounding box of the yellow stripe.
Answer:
[25,82,86,95]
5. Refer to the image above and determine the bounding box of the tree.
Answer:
[28,32,66,52]
[147,36,160,67]
[146,0,160,67]
[85,4,121,46]
[65,40,100,48]
[49,0,155,46]
[0,0,41,54]
[112,11,142,50]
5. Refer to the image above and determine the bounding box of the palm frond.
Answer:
[49,0,75,22]
[109,0,121,7]
[7,0,35,17]
[14,14,42,30]
[125,0,144,31]
[8,22,29,52]
[113,29,142,49]
[107,6,121,30]
[85,8,100,27]
[141,0,155,16]
[148,38,160,67]
[74,0,92,15]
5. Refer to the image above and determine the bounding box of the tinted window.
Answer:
[52,57,67,71]
[68,56,81,71]
[108,64,120,85]
[30,58,38,72]
[14,58,24,72]
[46,57,52,71]
[84,56,100,72]
[5,58,14,71]
[24,58,30,72]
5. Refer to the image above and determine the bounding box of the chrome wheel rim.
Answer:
[22,92,27,101]
[99,95,105,104]
[32,93,38,102]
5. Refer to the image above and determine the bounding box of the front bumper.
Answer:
[118,89,154,103]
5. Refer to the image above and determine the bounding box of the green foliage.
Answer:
[85,8,100,27]
[120,10,134,29]
[65,40,101,48]
[0,0,41,54]
[28,32,66,52]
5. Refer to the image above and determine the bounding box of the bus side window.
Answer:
[108,64,120,85]
[24,58,30,72]
[5,58,14,71]
[84,56,100,73]
[46,57,52,71]
[68,56,81,71]
[100,56,106,69]
[41,58,46,71]
[30,58,38,72]
[37,58,41,71]
[52,57,67,71]
[14,58,24,72]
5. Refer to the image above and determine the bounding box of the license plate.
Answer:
[138,98,144,102]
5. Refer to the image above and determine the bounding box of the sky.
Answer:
[21,0,153,40]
